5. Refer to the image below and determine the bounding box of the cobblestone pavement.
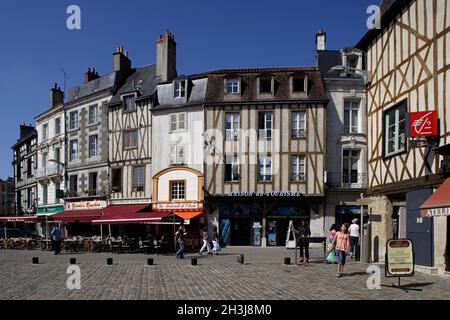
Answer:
[1,248,449,300]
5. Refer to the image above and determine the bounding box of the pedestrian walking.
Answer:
[211,227,221,255]
[348,219,360,259]
[326,224,338,264]
[296,221,311,263]
[199,228,212,255]
[50,225,62,255]
[331,223,350,277]
[175,226,187,259]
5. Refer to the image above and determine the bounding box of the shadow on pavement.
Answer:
[381,282,434,292]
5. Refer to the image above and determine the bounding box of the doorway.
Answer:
[230,219,251,246]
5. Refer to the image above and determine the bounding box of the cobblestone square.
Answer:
[1,247,449,300]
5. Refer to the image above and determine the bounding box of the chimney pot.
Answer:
[156,30,177,82]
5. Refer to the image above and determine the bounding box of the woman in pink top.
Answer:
[331,224,350,277]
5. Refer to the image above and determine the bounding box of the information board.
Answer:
[385,239,415,277]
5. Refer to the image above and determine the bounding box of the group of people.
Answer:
[327,219,360,277]
[175,226,221,259]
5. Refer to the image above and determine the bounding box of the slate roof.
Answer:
[316,50,342,77]
[205,67,328,103]
[108,64,158,106]
[66,72,117,103]
[11,129,37,150]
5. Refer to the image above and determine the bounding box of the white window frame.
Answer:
[169,144,187,165]
[258,156,272,182]
[174,81,186,98]
[384,104,407,157]
[70,139,78,161]
[344,100,360,134]
[225,112,240,140]
[89,135,98,158]
[259,112,273,139]
[69,111,79,130]
[54,118,61,136]
[225,154,240,182]
[291,155,306,182]
[226,78,240,94]
[291,111,306,138]
[342,149,361,185]
[170,181,186,201]
[88,104,99,124]
[169,113,188,133]
[42,123,48,141]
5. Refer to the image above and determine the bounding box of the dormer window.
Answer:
[226,78,240,94]
[123,94,136,112]
[174,81,186,98]
[346,55,359,69]
[293,75,307,93]
[259,76,273,93]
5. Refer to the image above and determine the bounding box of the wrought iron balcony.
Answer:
[326,172,367,189]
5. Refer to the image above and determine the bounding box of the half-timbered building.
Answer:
[203,67,328,246]
[357,0,450,272]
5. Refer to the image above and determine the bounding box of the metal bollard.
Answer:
[284,257,291,265]
[191,258,197,266]
[147,258,154,266]
[107,258,113,265]
[70,258,76,265]
[32,257,39,264]
[237,254,244,264]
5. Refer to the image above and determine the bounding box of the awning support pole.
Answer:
[108,224,111,238]
[4,225,6,240]
[100,224,103,239]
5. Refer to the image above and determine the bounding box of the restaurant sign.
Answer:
[154,202,202,211]
[385,239,414,277]
[65,200,107,211]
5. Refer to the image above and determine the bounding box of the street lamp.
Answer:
[328,65,371,86]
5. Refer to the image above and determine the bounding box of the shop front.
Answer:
[36,204,64,238]
[152,166,204,250]
[207,192,318,247]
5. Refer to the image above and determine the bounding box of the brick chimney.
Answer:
[156,30,177,82]
[84,68,100,83]
[50,83,64,107]
[113,46,131,74]
[316,29,326,51]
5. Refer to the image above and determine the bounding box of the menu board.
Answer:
[386,239,414,277]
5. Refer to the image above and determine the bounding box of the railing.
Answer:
[326,172,367,189]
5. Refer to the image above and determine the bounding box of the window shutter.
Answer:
[169,145,177,164]
[170,114,177,132]
[177,145,186,164]
[178,113,186,130]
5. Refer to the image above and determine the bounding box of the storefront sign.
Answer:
[154,202,202,210]
[422,207,450,217]
[409,111,438,137]
[385,239,414,277]
[227,192,302,197]
[65,200,107,211]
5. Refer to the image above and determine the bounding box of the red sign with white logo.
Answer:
[409,111,438,137]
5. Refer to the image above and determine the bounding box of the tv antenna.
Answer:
[60,67,70,96]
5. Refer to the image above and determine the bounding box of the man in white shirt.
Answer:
[348,219,360,259]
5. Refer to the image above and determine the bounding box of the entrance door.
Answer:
[406,189,434,267]
[230,219,251,246]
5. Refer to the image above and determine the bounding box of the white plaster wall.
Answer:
[157,170,200,202]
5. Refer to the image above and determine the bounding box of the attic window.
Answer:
[174,81,186,98]
[123,94,136,112]
[226,78,240,94]
[259,77,272,93]
[293,75,306,93]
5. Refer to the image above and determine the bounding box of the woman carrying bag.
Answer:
[326,224,338,264]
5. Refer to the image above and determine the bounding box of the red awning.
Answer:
[420,178,450,217]
[92,204,170,225]
[0,216,38,223]
[51,209,104,223]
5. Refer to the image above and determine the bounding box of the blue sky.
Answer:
[0,0,375,179]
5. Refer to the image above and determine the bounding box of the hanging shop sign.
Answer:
[385,239,415,277]
[409,111,438,137]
